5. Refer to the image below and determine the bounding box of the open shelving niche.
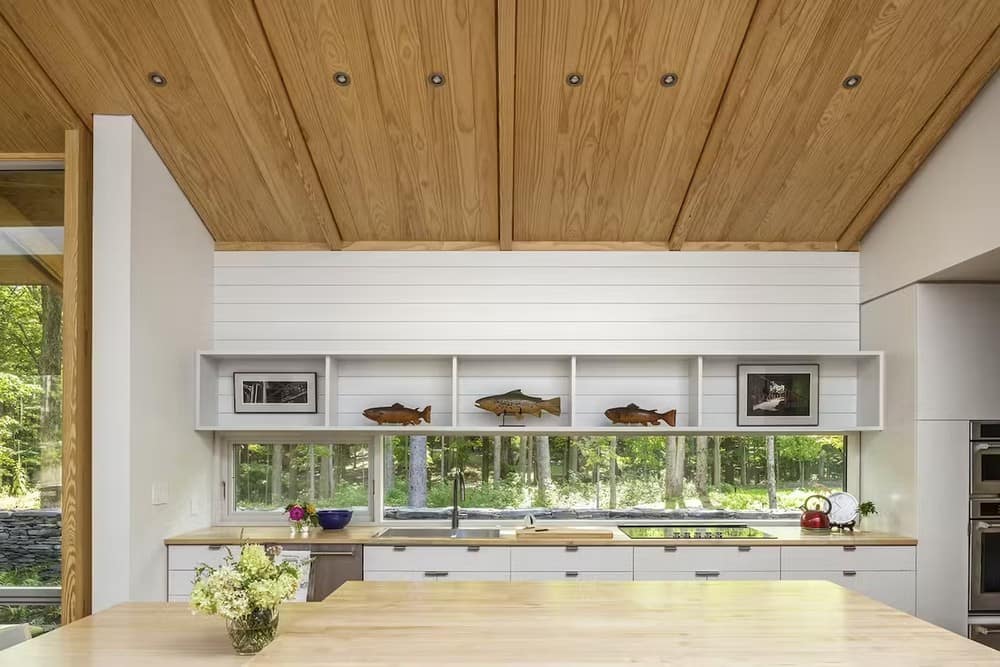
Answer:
[196,351,884,434]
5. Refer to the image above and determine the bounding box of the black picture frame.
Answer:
[232,372,318,414]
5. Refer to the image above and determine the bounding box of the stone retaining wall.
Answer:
[0,510,61,580]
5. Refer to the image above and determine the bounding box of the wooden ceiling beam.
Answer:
[839,27,1000,250]
[496,0,515,251]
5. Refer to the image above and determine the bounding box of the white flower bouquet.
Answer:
[189,544,303,655]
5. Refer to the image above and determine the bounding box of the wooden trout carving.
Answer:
[604,404,676,426]
[362,403,431,425]
[475,390,561,417]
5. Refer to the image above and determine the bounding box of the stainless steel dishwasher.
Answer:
[307,544,363,601]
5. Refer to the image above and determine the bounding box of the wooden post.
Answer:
[61,128,92,624]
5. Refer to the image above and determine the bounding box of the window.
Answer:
[383,434,846,521]
[226,439,371,521]
[0,167,64,632]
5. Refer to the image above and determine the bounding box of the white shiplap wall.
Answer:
[214,252,859,355]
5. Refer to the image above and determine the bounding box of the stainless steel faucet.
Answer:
[451,470,466,530]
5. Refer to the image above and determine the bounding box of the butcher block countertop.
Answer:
[1,581,991,666]
[164,524,917,547]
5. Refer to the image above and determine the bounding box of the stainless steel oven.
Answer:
[970,498,1000,611]
[969,624,1000,651]
[971,422,1000,495]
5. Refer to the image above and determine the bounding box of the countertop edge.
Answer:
[164,527,917,547]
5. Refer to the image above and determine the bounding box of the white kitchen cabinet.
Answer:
[511,571,632,582]
[634,546,780,573]
[167,544,243,601]
[509,547,632,573]
[781,570,916,614]
[168,545,242,571]
[634,570,779,582]
[363,546,510,583]
[364,546,510,572]
[364,570,509,582]
[780,546,915,572]
[167,544,309,602]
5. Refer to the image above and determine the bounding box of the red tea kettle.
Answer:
[800,495,832,531]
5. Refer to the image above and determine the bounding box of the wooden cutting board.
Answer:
[515,526,615,540]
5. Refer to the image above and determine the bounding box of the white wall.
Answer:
[861,283,1000,634]
[860,73,1000,301]
[860,286,917,538]
[92,116,215,610]
[214,251,860,354]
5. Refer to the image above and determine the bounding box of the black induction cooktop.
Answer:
[618,525,776,539]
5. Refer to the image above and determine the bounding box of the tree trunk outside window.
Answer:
[408,435,428,507]
[766,435,777,510]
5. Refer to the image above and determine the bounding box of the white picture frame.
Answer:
[233,372,317,414]
[737,364,819,427]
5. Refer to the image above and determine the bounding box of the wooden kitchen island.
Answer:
[1,581,995,666]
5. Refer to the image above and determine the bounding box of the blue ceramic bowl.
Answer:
[316,509,353,530]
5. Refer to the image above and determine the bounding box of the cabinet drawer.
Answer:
[634,546,780,573]
[168,545,241,571]
[780,546,915,572]
[168,570,197,596]
[364,570,508,582]
[781,570,915,614]
[363,570,428,582]
[364,546,510,572]
[510,547,632,572]
[511,571,632,582]
[635,570,779,582]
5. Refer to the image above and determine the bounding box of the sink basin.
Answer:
[375,527,502,539]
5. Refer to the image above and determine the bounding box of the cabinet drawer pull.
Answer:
[424,571,449,578]
[663,546,678,552]
[565,571,579,578]
[565,545,579,552]
[207,545,222,551]
[467,546,480,552]
[696,571,721,578]
[843,546,857,552]
[737,546,751,552]
[392,546,407,552]
[842,570,857,577]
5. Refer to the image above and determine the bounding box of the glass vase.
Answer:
[226,607,279,655]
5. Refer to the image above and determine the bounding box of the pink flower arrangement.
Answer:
[285,502,317,530]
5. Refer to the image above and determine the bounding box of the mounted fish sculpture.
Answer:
[475,390,561,418]
[362,403,431,425]
[604,404,677,427]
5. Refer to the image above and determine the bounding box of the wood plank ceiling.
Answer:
[0,0,998,251]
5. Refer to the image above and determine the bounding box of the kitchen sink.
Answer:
[374,527,502,539]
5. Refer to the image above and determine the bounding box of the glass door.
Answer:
[0,164,64,632]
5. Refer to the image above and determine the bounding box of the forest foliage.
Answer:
[0,285,62,506]
[233,433,845,514]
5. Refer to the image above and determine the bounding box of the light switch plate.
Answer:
[152,481,168,506]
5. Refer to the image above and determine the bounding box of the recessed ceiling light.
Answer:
[333,71,351,86]
[842,74,862,89]
[566,72,583,87]
[148,72,167,87]
[661,73,679,88]
[428,72,446,87]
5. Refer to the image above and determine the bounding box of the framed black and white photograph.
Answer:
[233,372,317,414]
[737,364,819,427]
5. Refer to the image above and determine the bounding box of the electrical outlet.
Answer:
[152,482,168,506]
